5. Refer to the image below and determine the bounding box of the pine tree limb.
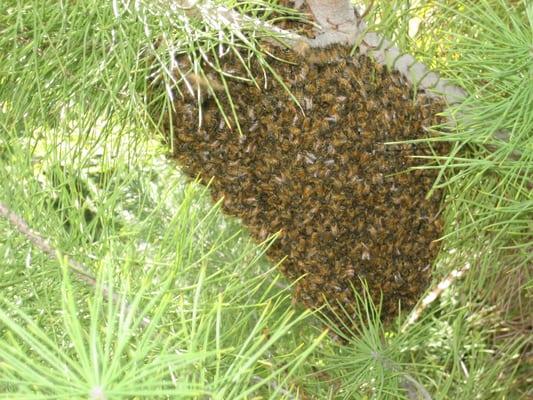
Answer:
[0,201,151,327]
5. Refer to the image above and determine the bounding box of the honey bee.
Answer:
[320,93,336,103]
[432,219,443,231]
[380,279,394,295]
[361,181,371,195]
[245,141,256,153]
[186,72,224,93]
[344,266,356,278]
[242,196,257,205]
[292,39,310,57]
[429,240,441,251]
[325,114,338,123]
[371,173,384,185]
[333,58,347,72]
[357,151,370,164]
[374,61,384,75]
[368,225,378,240]
[177,132,195,143]
[302,185,314,197]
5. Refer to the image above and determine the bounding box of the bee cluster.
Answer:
[161,45,448,323]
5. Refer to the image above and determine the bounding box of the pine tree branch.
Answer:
[0,201,151,327]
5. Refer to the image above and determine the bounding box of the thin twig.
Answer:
[403,262,471,330]
[0,201,150,327]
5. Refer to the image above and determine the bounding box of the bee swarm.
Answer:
[161,46,448,323]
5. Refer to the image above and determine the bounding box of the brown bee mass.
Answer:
[158,45,448,323]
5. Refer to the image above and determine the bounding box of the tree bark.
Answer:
[305,0,358,46]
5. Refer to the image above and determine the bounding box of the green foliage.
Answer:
[362,1,532,397]
[0,0,531,398]
[0,131,321,398]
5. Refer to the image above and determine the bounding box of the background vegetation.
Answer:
[0,0,531,398]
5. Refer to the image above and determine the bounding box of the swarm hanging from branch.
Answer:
[161,0,520,326]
